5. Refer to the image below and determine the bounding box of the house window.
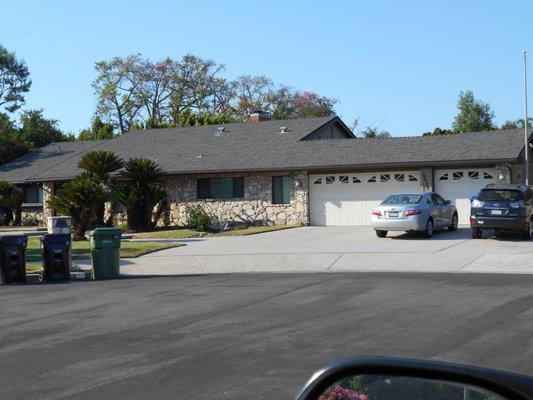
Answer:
[197,177,244,199]
[272,176,291,204]
[23,186,43,203]
[339,175,349,184]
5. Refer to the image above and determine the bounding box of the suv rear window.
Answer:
[382,194,422,205]
[478,189,523,202]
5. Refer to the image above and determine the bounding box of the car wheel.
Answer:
[472,229,482,239]
[522,219,532,240]
[448,213,458,231]
[375,230,387,238]
[423,219,433,238]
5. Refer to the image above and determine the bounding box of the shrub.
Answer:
[186,205,212,232]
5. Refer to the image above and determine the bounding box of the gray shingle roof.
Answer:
[0,115,530,183]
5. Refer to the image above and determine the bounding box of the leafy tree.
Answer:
[115,157,167,231]
[0,112,30,164]
[78,116,115,140]
[0,45,31,112]
[361,126,391,139]
[292,91,337,118]
[19,109,70,148]
[169,54,228,122]
[452,90,495,133]
[232,75,274,117]
[48,172,112,240]
[422,127,455,136]
[501,118,533,129]
[93,55,143,134]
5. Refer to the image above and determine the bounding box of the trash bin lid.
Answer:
[90,228,122,238]
[0,234,28,245]
[42,233,71,244]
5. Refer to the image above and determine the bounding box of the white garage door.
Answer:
[310,172,422,225]
[435,168,497,225]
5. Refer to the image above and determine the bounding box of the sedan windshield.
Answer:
[478,189,522,202]
[382,194,422,205]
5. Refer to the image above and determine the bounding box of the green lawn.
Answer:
[25,237,184,274]
[131,224,299,239]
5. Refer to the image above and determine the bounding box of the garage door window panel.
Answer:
[273,176,291,204]
[326,176,335,184]
[394,174,405,182]
[339,175,349,184]
[408,174,418,182]
[380,174,390,183]
[368,176,377,183]
[453,172,464,180]
[438,173,449,181]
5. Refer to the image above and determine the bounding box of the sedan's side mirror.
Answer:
[295,357,533,400]
[445,200,452,205]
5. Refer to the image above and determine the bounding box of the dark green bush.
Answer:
[186,206,212,232]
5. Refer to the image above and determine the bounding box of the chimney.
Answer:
[249,110,271,123]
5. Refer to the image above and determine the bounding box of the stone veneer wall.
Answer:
[166,171,309,227]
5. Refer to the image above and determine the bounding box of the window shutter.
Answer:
[233,177,244,198]
[197,178,210,199]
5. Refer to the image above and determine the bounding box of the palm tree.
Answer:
[48,172,112,240]
[78,150,124,225]
[78,150,124,181]
[0,181,22,226]
[115,157,167,231]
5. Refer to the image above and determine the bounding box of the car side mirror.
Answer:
[295,357,533,400]
[445,200,452,205]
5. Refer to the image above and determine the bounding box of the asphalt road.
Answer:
[2,273,533,400]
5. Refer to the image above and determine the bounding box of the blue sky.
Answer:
[1,0,532,136]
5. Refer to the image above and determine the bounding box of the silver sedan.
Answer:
[371,192,458,238]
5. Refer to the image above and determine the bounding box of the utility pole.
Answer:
[524,50,529,185]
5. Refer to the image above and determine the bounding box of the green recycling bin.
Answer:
[87,228,122,279]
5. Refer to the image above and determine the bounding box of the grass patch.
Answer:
[25,237,183,273]
[131,224,299,239]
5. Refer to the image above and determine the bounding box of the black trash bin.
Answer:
[41,234,71,282]
[0,235,27,284]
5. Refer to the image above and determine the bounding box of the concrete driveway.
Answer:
[115,226,533,275]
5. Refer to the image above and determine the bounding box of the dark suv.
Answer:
[470,184,533,239]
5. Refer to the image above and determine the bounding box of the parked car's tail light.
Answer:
[405,209,422,217]
[472,199,484,208]
[372,209,382,217]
